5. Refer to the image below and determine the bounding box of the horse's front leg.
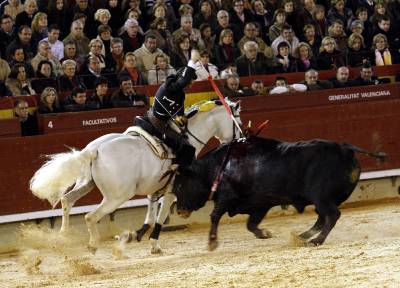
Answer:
[149,191,176,254]
[136,194,160,241]
[208,202,227,251]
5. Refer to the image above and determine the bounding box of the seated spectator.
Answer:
[219,64,238,79]
[6,63,36,96]
[86,76,112,109]
[31,40,62,76]
[372,33,400,66]
[6,25,35,61]
[193,0,218,30]
[57,59,84,92]
[111,76,148,107]
[347,33,372,68]
[214,28,241,70]
[350,62,389,86]
[91,9,112,40]
[317,36,346,70]
[38,87,62,114]
[268,76,307,94]
[85,39,107,71]
[301,24,321,59]
[144,17,174,55]
[96,24,113,57]
[197,23,216,60]
[221,73,253,98]
[372,15,400,50]
[327,0,354,30]
[249,79,267,96]
[133,34,168,78]
[31,60,57,94]
[43,24,64,61]
[171,15,201,49]
[15,0,37,31]
[63,87,91,112]
[355,7,373,48]
[0,15,15,58]
[271,24,299,56]
[195,50,219,81]
[60,41,84,73]
[14,98,38,136]
[105,38,125,76]
[292,42,318,72]
[80,55,105,90]
[120,18,144,53]
[4,0,24,23]
[327,19,348,51]
[238,22,273,58]
[268,9,287,43]
[63,20,90,58]
[369,1,390,27]
[329,66,352,88]
[30,12,48,49]
[8,46,35,78]
[235,41,271,77]
[300,69,334,90]
[272,41,296,74]
[118,52,146,85]
[147,53,176,85]
[312,5,329,38]
[0,56,11,95]
[170,33,192,70]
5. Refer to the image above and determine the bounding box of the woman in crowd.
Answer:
[6,63,36,96]
[91,8,112,39]
[118,52,146,85]
[31,60,57,93]
[312,5,329,38]
[292,42,318,72]
[4,0,24,22]
[169,33,192,69]
[144,17,173,55]
[301,24,321,59]
[8,46,35,78]
[327,0,354,31]
[47,0,68,39]
[369,0,391,27]
[57,59,83,92]
[38,87,62,114]
[147,53,176,85]
[268,8,287,43]
[327,20,348,51]
[272,41,296,74]
[86,39,106,70]
[251,0,272,44]
[31,12,48,48]
[317,36,346,70]
[15,0,37,30]
[193,0,217,29]
[119,18,144,53]
[372,33,399,66]
[197,23,216,61]
[347,33,371,68]
[214,29,241,70]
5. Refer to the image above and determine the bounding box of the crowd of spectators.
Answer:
[1,0,400,134]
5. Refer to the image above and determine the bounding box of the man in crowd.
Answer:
[300,69,334,90]
[111,76,148,107]
[43,24,64,61]
[14,99,38,136]
[329,66,352,88]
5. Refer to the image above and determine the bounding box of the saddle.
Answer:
[123,116,173,159]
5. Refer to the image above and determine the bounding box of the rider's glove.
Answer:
[175,116,188,127]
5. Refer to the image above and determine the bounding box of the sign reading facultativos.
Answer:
[82,117,117,126]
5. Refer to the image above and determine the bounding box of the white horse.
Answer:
[30,100,242,253]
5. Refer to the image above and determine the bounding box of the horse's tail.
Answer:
[30,147,96,208]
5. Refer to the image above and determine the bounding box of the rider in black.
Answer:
[147,50,201,168]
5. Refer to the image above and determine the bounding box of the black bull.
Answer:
[173,137,386,250]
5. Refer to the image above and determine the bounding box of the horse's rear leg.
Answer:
[85,197,127,253]
[149,192,176,254]
[60,180,95,233]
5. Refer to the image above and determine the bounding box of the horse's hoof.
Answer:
[208,240,218,251]
[87,245,98,254]
[151,247,162,254]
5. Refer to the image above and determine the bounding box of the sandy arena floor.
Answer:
[0,200,399,288]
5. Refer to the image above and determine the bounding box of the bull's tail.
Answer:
[29,147,96,208]
[342,143,386,161]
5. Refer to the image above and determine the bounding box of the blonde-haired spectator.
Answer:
[317,36,346,70]
[15,0,37,30]
[31,12,48,47]
[38,87,62,114]
[87,39,106,69]
[347,33,371,67]
[4,0,24,22]
[292,42,317,72]
[147,54,176,85]
[372,33,399,65]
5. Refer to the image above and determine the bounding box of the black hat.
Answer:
[176,67,197,80]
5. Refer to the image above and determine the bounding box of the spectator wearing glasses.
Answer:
[229,0,253,37]
[317,36,346,70]
[0,15,14,57]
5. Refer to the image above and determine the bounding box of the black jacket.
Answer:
[152,66,195,120]
[111,90,148,108]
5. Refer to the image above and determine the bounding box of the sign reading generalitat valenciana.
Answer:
[328,90,391,102]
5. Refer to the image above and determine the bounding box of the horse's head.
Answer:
[186,99,242,152]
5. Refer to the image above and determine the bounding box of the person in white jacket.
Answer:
[195,50,219,81]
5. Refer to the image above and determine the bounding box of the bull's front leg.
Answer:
[208,203,227,251]
[247,208,272,239]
